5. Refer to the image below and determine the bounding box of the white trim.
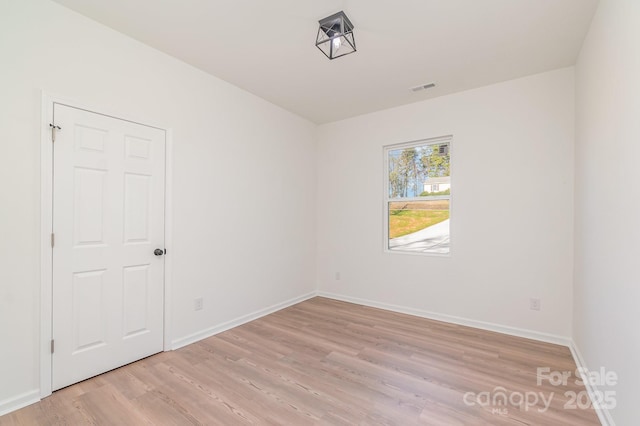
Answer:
[388,195,450,202]
[317,291,571,346]
[39,92,173,398]
[569,340,614,426]
[39,94,54,399]
[171,292,318,350]
[162,129,174,351]
[0,389,40,417]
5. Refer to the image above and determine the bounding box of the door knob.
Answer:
[154,248,164,256]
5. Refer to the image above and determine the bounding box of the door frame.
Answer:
[39,92,174,398]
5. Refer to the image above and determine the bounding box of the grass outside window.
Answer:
[388,200,450,238]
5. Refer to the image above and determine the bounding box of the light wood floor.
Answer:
[2,297,600,425]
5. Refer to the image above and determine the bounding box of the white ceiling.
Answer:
[52,0,599,124]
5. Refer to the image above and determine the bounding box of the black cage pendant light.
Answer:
[315,11,356,60]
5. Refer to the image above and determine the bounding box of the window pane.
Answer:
[388,143,450,199]
[388,200,450,254]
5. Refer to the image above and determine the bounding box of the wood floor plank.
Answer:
[0,297,600,425]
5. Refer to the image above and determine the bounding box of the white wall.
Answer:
[316,68,575,339]
[574,0,640,423]
[0,0,316,409]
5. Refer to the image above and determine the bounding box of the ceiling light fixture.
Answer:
[315,11,356,60]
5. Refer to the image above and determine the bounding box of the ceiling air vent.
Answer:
[410,82,436,92]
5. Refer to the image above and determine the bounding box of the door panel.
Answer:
[123,264,151,338]
[52,104,165,391]
[72,269,107,352]
[124,173,151,242]
[73,168,106,245]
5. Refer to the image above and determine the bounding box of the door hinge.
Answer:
[51,339,55,354]
[49,123,61,143]
[51,233,55,248]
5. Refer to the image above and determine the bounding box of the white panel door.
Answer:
[52,103,165,390]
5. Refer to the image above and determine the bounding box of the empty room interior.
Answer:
[0,0,638,424]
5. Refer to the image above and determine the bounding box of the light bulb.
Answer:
[332,37,342,51]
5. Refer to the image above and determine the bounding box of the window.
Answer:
[384,137,451,255]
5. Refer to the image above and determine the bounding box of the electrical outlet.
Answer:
[194,297,203,311]
[530,298,541,311]
[335,272,341,281]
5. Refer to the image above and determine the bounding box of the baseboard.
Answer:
[569,340,615,426]
[317,291,571,346]
[0,389,40,417]
[171,291,318,350]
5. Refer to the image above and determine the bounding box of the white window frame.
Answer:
[383,135,452,256]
